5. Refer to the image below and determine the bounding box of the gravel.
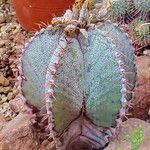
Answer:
[0,0,31,121]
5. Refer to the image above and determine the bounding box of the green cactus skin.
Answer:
[105,0,130,21]
[133,0,150,17]
[18,26,63,110]
[98,20,136,96]
[129,19,150,47]
[19,22,136,149]
[19,2,137,149]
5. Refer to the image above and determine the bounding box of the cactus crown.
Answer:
[129,18,150,47]
[134,20,150,38]
[105,0,130,20]
[19,0,137,149]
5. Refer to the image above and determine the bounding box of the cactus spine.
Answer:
[133,0,150,18]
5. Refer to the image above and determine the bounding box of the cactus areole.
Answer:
[19,1,137,150]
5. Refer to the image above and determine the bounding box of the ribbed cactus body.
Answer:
[21,27,62,109]
[20,21,136,149]
[83,29,122,127]
[19,1,137,147]
[17,0,146,147]
[47,36,84,132]
[47,28,123,133]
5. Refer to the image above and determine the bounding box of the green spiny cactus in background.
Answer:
[103,0,130,21]
[19,1,137,149]
[99,0,150,51]
[103,0,150,22]
[133,0,150,18]
[129,18,150,48]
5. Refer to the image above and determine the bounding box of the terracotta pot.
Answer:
[12,0,74,31]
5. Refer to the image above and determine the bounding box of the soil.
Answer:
[0,0,32,121]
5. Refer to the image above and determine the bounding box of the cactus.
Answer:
[133,0,150,18]
[19,1,137,149]
[102,0,150,24]
[103,0,130,22]
[129,18,150,48]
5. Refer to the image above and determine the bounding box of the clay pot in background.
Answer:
[12,0,74,31]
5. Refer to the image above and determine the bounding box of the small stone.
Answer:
[13,33,25,44]
[1,31,9,40]
[0,86,11,94]
[13,45,24,50]
[0,113,6,131]
[148,109,150,116]
[1,94,5,99]
[0,74,10,87]
[1,23,12,33]
[143,50,150,56]
[2,102,9,109]
[12,28,20,35]
[0,87,4,94]
[0,40,6,47]
[2,53,8,59]
[5,116,11,121]
[7,92,14,101]
[0,113,40,149]
[12,88,19,96]
[94,3,103,9]
[0,109,6,114]
[9,96,25,113]
[0,12,5,23]
[0,96,8,104]
[0,48,7,55]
